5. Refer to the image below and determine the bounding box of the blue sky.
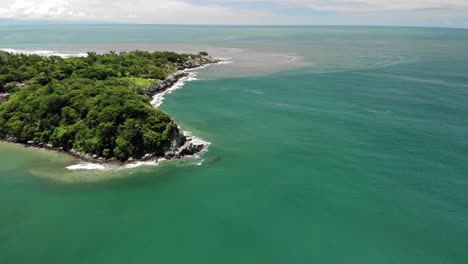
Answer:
[0,0,467,28]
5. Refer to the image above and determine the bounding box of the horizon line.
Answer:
[1,21,467,30]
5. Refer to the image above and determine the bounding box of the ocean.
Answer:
[1,25,468,263]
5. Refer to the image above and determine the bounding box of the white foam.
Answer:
[366,109,392,114]
[150,71,198,108]
[182,131,211,165]
[64,131,212,171]
[1,48,87,58]
[66,162,116,171]
[123,160,159,169]
[216,57,234,65]
[150,57,231,108]
[65,148,210,171]
[64,152,162,171]
[183,130,211,148]
[66,160,160,171]
[247,89,264,95]
[271,53,297,63]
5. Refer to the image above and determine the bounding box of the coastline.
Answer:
[143,57,222,104]
[0,127,210,171]
[0,57,226,170]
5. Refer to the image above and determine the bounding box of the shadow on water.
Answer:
[206,155,222,165]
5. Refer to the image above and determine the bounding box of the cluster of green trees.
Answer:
[0,50,208,92]
[0,50,208,160]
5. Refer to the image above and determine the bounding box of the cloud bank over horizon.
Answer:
[0,0,467,27]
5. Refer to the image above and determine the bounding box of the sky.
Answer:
[0,0,467,28]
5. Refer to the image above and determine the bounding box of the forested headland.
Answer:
[0,50,215,161]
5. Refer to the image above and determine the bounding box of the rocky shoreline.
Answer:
[0,125,208,167]
[0,57,221,167]
[142,57,220,98]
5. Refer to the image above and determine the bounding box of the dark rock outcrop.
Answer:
[142,72,189,97]
[177,60,202,70]
[142,58,220,98]
[164,130,206,159]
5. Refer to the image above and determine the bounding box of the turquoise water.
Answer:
[1,26,468,263]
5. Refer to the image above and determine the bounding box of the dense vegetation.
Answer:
[0,50,210,160]
[0,50,209,92]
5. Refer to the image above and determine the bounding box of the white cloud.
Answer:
[10,0,70,17]
[283,0,468,12]
[0,0,282,24]
[0,0,467,26]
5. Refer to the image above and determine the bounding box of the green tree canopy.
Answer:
[0,50,211,160]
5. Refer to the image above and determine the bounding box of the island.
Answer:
[0,50,219,163]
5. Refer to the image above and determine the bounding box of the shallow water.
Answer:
[1,26,468,263]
